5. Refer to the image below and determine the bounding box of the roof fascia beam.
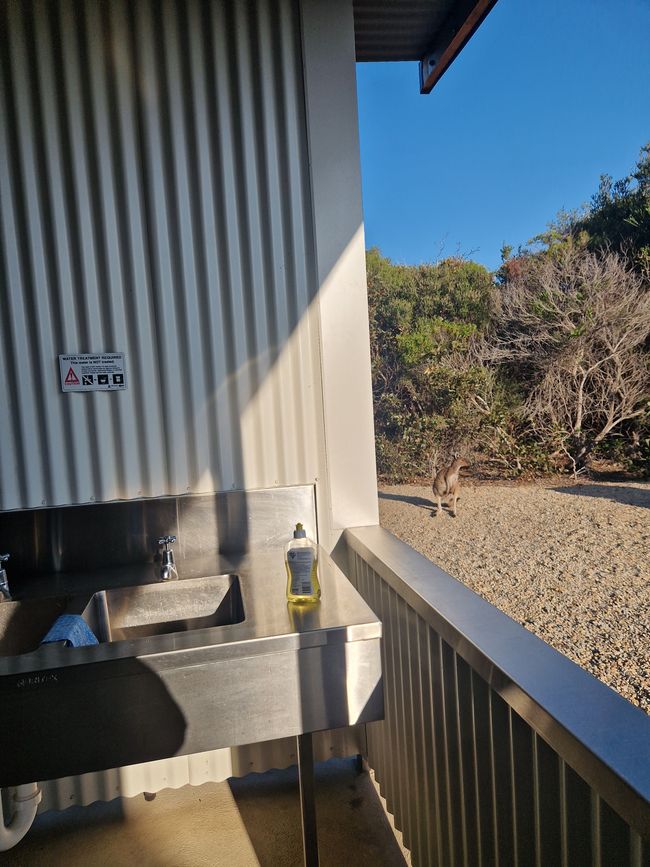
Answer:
[419,0,498,94]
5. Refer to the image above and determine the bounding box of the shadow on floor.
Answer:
[378,490,435,512]
[229,757,408,867]
[378,489,460,518]
[552,484,650,509]
[3,758,406,866]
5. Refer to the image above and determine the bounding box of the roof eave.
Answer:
[419,0,498,93]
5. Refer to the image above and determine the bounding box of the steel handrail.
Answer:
[345,524,650,838]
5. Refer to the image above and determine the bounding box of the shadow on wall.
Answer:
[0,0,362,545]
[552,484,650,510]
[229,757,408,867]
[0,0,373,557]
[0,0,323,515]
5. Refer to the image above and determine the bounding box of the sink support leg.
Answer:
[297,733,319,867]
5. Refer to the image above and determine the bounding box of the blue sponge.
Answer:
[41,614,99,648]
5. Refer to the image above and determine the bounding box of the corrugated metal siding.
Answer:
[0,0,320,511]
[347,547,650,867]
[38,728,366,811]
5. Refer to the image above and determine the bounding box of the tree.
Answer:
[366,249,496,479]
[577,143,650,268]
[492,244,650,472]
[530,143,650,271]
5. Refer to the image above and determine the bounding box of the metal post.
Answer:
[297,733,319,867]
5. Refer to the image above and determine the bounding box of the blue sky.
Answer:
[356,0,650,272]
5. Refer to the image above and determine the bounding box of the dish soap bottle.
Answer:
[285,523,321,603]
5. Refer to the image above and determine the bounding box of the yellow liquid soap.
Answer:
[285,522,321,604]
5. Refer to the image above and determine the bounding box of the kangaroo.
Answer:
[432,456,470,518]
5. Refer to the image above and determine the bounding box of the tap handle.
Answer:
[0,554,9,564]
[157,535,176,550]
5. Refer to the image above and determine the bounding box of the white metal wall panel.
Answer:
[301,0,379,550]
[0,0,320,510]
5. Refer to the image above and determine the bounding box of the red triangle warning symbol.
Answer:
[65,367,80,385]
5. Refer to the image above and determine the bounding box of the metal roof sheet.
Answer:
[354,0,455,61]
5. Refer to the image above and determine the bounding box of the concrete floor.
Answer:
[1,759,409,867]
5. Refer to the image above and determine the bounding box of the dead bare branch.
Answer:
[487,246,650,468]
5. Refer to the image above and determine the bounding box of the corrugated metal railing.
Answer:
[345,526,650,867]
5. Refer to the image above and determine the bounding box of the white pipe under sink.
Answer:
[0,783,41,851]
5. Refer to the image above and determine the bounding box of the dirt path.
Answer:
[378,481,650,713]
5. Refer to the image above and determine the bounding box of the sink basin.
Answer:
[79,574,244,642]
[0,596,68,656]
[0,574,244,656]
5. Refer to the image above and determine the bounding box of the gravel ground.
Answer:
[378,480,650,713]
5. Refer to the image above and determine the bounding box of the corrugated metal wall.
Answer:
[0,0,321,511]
[39,728,366,811]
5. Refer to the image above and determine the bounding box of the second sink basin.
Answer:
[80,574,244,642]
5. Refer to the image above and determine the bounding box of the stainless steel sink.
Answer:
[0,596,68,656]
[79,574,244,642]
[0,552,382,790]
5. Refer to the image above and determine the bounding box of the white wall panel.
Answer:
[0,0,320,510]
[301,0,379,549]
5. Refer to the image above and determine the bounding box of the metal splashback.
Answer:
[0,0,321,510]
[0,485,316,588]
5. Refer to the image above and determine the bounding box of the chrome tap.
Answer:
[0,554,11,601]
[157,536,178,581]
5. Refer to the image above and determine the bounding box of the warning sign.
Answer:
[59,353,127,392]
